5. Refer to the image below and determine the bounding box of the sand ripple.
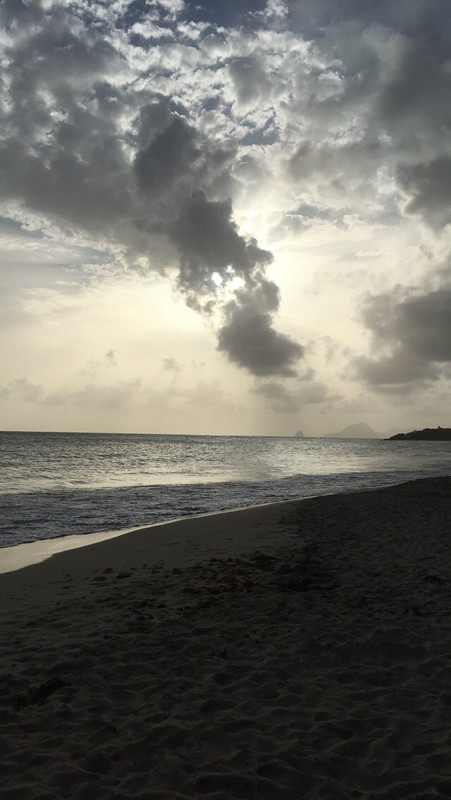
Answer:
[1,477,451,798]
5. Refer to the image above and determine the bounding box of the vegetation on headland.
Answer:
[388,427,451,441]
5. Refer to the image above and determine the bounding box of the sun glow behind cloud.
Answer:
[1,0,451,435]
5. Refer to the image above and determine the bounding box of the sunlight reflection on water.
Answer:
[1,432,450,547]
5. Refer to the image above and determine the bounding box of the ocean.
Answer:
[1,431,451,549]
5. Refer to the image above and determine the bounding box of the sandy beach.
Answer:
[1,477,451,799]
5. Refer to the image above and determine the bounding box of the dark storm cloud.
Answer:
[374,22,451,227]
[378,42,451,136]
[133,106,236,200]
[397,158,451,230]
[166,190,303,374]
[355,350,439,393]
[391,290,451,362]
[134,116,202,195]
[354,289,451,392]
[0,4,131,233]
[132,105,303,375]
[0,2,305,380]
[0,131,131,232]
[168,191,272,302]
[281,0,451,226]
[286,0,451,38]
[10,0,451,393]
[218,304,303,377]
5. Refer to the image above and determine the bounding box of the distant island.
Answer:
[294,422,384,439]
[323,422,381,439]
[388,427,451,441]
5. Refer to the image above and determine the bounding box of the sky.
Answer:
[1,0,451,437]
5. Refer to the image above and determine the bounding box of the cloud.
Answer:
[105,350,117,365]
[0,7,131,238]
[134,113,203,197]
[48,382,141,410]
[218,305,303,377]
[354,288,451,392]
[286,0,449,38]
[253,378,331,412]
[79,350,119,377]
[278,1,451,222]
[0,4,306,380]
[397,157,451,230]
[162,357,182,372]
[354,350,440,394]
[0,377,44,402]
[253,381,301,413]
[0,377,142,410]
[183,379,235,410]
[166,189,304,375]
[0,371,235,417]
[3,0,451,408]
[228,55,271,107]
[377,25,451,143]
[262,1,289,25]
[168,191,272,306]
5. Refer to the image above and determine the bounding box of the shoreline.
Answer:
[0,499,298,576]
[0,476,423,575]
[2,476,451,799]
